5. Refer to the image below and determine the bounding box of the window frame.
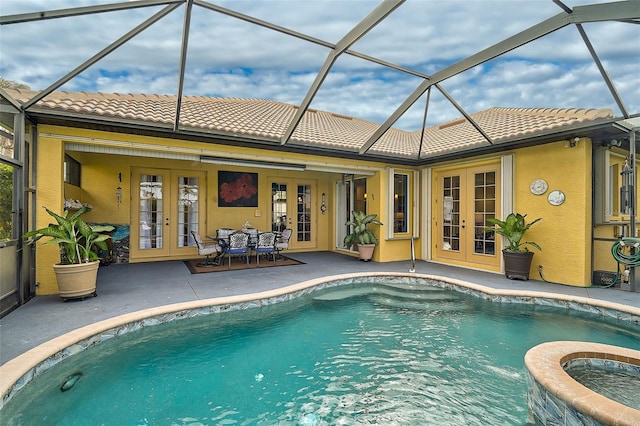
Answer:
[64,154,81,187]
[387,168,418,239]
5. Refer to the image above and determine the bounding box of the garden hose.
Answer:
[611,238,640,268]
[537,239,640,288]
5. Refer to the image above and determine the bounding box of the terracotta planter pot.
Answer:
[53,260,100,301]
[502,250,534,280]
[357,244,376,261]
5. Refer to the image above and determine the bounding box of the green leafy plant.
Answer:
[24,206,114,264]
[486,212,542,253]
[344,210,383,247]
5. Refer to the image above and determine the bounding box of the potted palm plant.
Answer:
[486,212,541,280]
[24,206,114,300]
[344,210,383,261]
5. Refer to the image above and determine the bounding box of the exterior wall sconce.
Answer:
[116,172,122,207]
[321,193,327,214]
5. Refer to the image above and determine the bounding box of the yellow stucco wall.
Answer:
[32,124,598,294]
[69,153,339,253]
[427,139,592,286]
[34,135,65,295]
[32,125,397,293]
[514,139,592,286]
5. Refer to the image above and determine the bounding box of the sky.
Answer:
[1,0,638,131]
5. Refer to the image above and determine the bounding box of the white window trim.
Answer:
[387,168,417,240]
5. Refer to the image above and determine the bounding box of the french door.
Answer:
[434,164,500,267]
[131,168,206,259]
[336,177,366,250]
[270,179,316,250]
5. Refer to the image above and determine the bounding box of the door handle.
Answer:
[461,219,466,229]
[165,217,170,226]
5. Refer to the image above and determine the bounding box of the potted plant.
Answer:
[24,206,114,300]
[344,210,383,261]
[486,212,541,280]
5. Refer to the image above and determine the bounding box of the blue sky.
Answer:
[1,0,638,130]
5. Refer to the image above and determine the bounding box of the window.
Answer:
[393,173,409,233]
[595,148,638,224]
[387,168,418,239]
[0,163,13,242]
[64,154,81,187]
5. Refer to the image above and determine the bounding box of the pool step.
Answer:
[313,284,456,302]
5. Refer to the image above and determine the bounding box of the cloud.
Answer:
[1,0,638,129]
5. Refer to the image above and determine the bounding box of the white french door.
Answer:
[131,168,206,259]
[270,179,316,250]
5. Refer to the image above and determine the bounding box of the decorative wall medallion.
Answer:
[530,179,548,195]
[548,190,565,206]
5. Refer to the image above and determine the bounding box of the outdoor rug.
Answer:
[184,255,304,274]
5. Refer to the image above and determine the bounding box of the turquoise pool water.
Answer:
[567,364,640,410]
[2,283,639,425]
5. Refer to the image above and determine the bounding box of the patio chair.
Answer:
[243,227,258,247]
[216,227,235,243]
[223,230,250,269]
[191,231,223,267]
[251,232,277,265]
[275,228,292,260]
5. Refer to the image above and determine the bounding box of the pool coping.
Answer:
[525,341,640,426]
[2,271,639,409]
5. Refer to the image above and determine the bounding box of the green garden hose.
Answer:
[611,238,640,268]
[538,239,639,288]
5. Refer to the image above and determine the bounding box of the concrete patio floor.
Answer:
[1,251,639,365]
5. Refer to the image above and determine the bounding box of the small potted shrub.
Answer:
[344,210,383,261]
[24,206,114,300]
[486,212,541,280]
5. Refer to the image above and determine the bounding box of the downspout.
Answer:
[630,129,638,292]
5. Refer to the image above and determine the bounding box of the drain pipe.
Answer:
[409,236,416,273]
[630,128,638,292]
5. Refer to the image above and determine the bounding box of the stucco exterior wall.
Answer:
[31,124,596,295]
[32,125,398,294]
[514,138,592,286]
[426,138,592,287]
[34,135,65,295]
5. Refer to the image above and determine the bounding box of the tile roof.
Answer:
[4,89,614,159]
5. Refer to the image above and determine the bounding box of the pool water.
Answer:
[567,364,640,410]
[2,283,639,425]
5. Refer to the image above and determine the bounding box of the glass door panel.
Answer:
[442,175,461,252]
[471,171,496,256]
[436,172,464,261]
[138,173,166,254]
[271,179,316,250]
[337,177,366,251]
[177,176,200,248]
[467,166,500,266]
[297,184,312,242]
[271,182,287,232]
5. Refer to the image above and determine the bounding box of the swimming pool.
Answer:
[1,276,638,425]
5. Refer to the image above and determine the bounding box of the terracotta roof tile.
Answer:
[4,89,614,159]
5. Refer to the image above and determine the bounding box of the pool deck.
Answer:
[1,251,639,366]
